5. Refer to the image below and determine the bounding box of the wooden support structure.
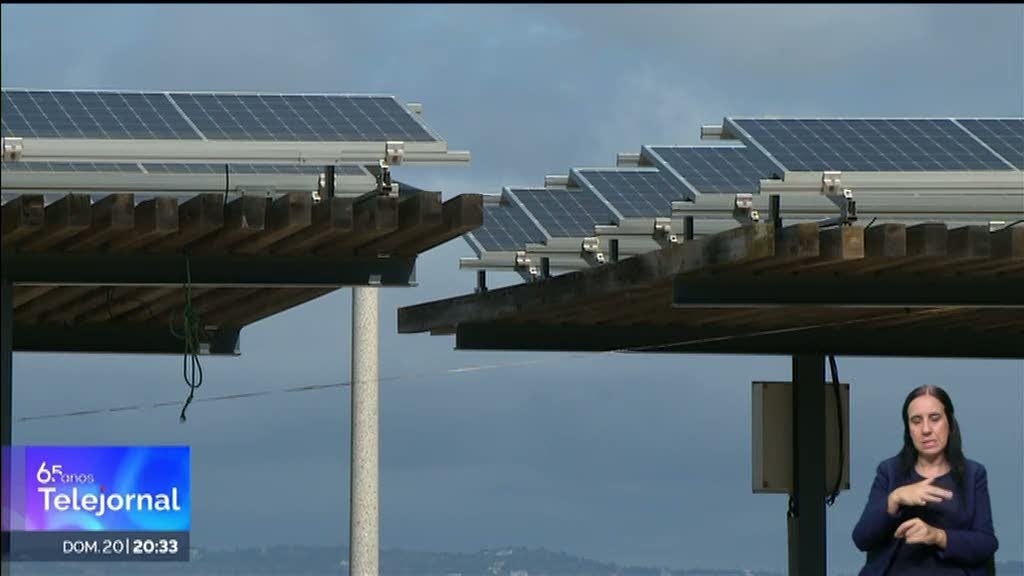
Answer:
[400,221,1024,358]
[1,190,481,354]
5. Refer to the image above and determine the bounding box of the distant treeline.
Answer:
[9,546,1023,575]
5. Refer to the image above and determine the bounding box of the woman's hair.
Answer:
[898,385,966,490]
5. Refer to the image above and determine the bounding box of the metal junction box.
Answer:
[752,381,850,494]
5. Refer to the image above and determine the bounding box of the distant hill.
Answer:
[9,546,1021,575]
[9,544,780,575]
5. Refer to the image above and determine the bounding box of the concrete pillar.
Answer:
[349,286,379,575]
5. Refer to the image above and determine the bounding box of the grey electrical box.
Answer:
[752,381,850,494]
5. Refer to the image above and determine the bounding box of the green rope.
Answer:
[177,257,204,422]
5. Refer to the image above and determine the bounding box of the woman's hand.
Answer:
[894,517,948,548]
[887,476,953,514]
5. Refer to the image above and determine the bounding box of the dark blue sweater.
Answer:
[852,456,999,575]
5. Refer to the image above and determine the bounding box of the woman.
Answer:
[852,385,998,575]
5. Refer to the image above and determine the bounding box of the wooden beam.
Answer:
[14,285,96,324]
[843,223,946,275]
[680,223,775,274]
[390,194,483,256]
[63,194,134,252]
[147,193,225,253]
[12,286,57,309]
[35,287,111,324]
[898,226,991,274]
[453,321,1024,358]
[107,197,179,253]
[956,225,1024,275]
[210,287,336,328]
[108,287,198,324]
[17,194,92,252]
[267,197,354,255]
[399,234,691,334]
[232,192,313,254]
[188,195,267,254]
[354,191,443,256]
[315,195,399,256]
[2,194,45,249]
[743,223,820,274]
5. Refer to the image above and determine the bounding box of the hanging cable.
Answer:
[173,256,204,422]
[826,354,844,506]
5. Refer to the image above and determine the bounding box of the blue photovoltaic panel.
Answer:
[169,93,437,142]
[2,90,201,139]
[957,119,1024,169]
[646,146,780,194]
[573,168,692,219]
[508,187,615,238]
[140,163,366,175]
[731,119,1012,171]
[1,161,142,173]
[468,200,547,252]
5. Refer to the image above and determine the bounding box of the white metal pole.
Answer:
[350,286,379,576]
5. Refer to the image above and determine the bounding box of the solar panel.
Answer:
[957,119,1024,169]
[1,161,142,173]
[140,164,366,175]
[3,90,201,140]
[572,168,692,219]
[507,187,616,238]
[644,146,780,194]
[1,161,367,176]
[169,93,436,142]
[2,89,440,143]
[467,199,547,252]
[729,118,1013,171]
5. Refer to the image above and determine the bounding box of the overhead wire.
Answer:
[17,307,960,424]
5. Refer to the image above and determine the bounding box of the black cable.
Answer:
[174,256,204,422]
[1004,218,1023,228]
[864,217,878,230]
[826,354,844,506]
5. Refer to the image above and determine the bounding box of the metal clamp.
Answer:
[385,141,405,166]
[3,137,24,161]
[820,171,857,226]
[581,237,606,265]
[733,193,761,224]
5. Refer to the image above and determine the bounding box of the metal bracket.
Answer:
[3,137,24,161]
[653,218,680,244]
[385,141,405,166]
[733,193,761,224]
[581,237,606,266]
[820,171,857,227]
[513,251,540,281]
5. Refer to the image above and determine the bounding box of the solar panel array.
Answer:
[730,118,1016,171]
[140,163,366,175]
[3,91,200,140]
[572,168,694,219]
[467,199,547,252]
[956,119,1024,169]
[1,161,143,173]
[1,161,367,176]
[2,89,439,143]
[468,117,1022,259]
[170,93,436,142]
[507,187,615,237]
[645,146,781,194]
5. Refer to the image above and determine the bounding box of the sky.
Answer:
[2,4,1023,574]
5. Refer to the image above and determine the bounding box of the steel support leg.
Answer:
[350,286,379,575]
[789,354,826,576]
